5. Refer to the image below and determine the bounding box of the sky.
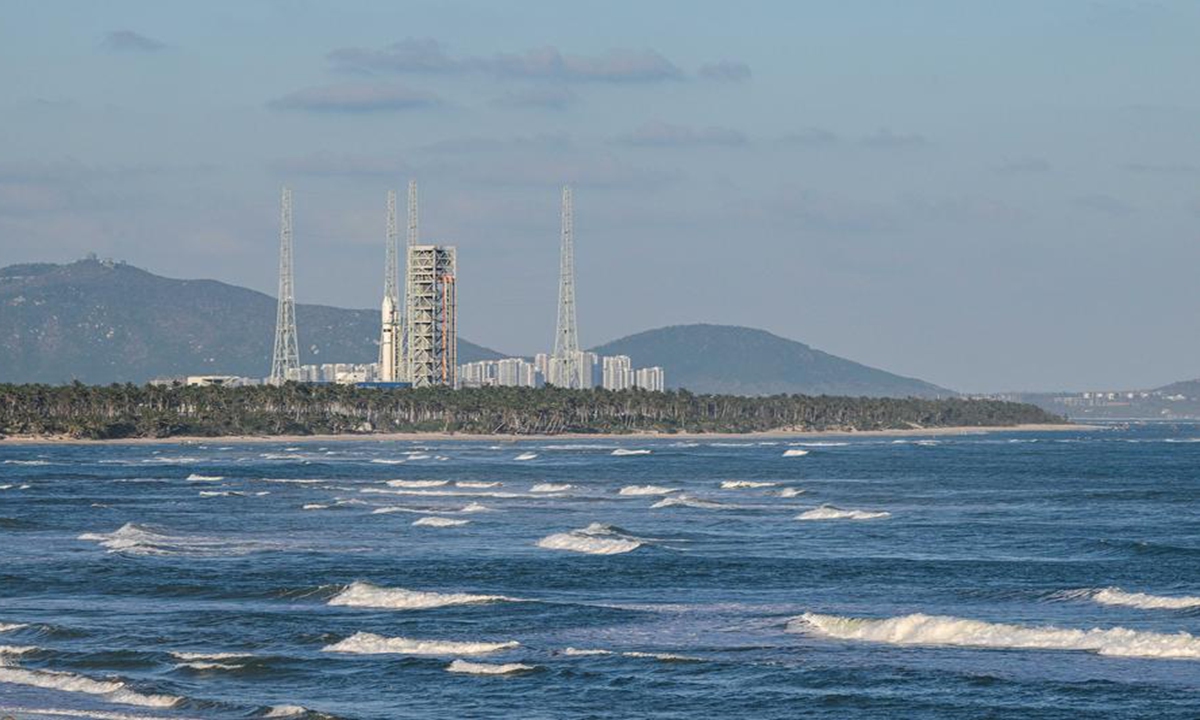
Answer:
[1,0,1198,393]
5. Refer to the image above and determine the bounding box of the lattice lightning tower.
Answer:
[552,185,581,388]
[269,187,300,384]
[384,189,399,305]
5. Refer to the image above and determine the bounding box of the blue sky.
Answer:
[2,0,1198,392]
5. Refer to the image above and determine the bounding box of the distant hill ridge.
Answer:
[2,260,950,396]
[591,324,951,398]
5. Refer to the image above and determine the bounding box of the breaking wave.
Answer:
[328,581,516,610]
[457,481,500,488]
[530,483,572,493]
[720,480,776,489]
[386,480,448,488]
[537,523,643,555]
[651,494,729,510]
[782,449,809,457]
[0,623,28,633]
[790,612,1200,660]
[446,659,535,675]
[1086,587,1200,611]
[796,505,890,521]
[0,661,179,707]
[324,632,518,656]
[369,459,406,465]
[778,487,806,497]
[514,452,538,461]
[413,516,470,527]
[77,523,277,556]
[619,485,678,496]
[611,448,651,456]
[185,473,224,481]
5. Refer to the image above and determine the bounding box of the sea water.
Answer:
[1,423,1199,718]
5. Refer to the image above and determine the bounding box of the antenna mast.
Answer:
[552,185,581,388]
[269,187,300,384]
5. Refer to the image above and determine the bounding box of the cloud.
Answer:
[861,129,929,149]
[615,122,747,147]
[268,83,441,113]
[328,38,683,83]
[779,128,839,147]
[995,158,1052,174]
[1121,161,1199,175]
[492,86,578,110]
[328,38,460,75]
[419,134,572,155]
[101,30,166,53]
[1074,193,1135,216]
[698,60,751,82]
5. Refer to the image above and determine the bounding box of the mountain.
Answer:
[0,259,503,384]
[589,324,952,397]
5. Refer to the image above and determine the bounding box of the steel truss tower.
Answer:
[269,187,300,384]
[552,185,582,388]
[405,244,457,388]
[378,190,403,381]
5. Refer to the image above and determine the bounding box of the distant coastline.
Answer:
[0,423,1083,446]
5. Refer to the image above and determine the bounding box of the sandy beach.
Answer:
[0,423,1087,446]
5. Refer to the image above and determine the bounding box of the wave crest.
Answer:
[795,505,890,521]
[324,632,518,656]
[327,581,515,610]
[537,523,643,555]
[790,612,1200,660]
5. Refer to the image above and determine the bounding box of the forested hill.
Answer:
[0,384,1062,439]
[591,324,951,398]
[0,259,502,384]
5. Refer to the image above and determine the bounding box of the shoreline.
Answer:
[0,423,1087,446]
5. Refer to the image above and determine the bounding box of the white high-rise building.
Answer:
[634,366,666,392]
[602,355,633,391]
[458,358,543,388]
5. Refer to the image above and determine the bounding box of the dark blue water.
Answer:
[2,424,1200,719]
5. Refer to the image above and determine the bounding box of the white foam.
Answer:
[0,665,179,707]
[0,623,28,633]
[1091,587,1200,611]
[791,611,1200,660]
[514,452,538,461]
[264,705,310,717]
[461,502,492,513]
[302,503,329,510]
[186,473,224,481]
[778,488,806,497]
[0,645,37,657]
[622,651,702,661]
[169,651,252,661]
[611,448,651,456]
[405,453,431,460]
[618,485,679,496]
[720,480,777,489]
[370,505,421,515]
[0,485,13,490]
[783,449,810,457]
[562,647,613,656]
[530,482,572,493]
[199,490,243,497]
[386,479,448,488]
[457,481,500,488]
[370,458,406,465]
[3,459,50,465]
[324,632,518,656]
[0,708,193,720]
[413,516,470,527]
[175,661,243,671]
[446,659,535,675]
[537,523,643,555]
[796,505,890,521]
[790,441,848,447]
[328,581,515,610]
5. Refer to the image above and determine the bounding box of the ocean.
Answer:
[1,423,1199,719]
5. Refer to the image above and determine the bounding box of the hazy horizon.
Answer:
[2,1,1198,393]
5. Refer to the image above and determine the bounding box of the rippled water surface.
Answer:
[2,423,1200,718]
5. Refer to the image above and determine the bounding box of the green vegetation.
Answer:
[0,383,1064,439]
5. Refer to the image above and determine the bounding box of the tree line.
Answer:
[0,382,1064,439]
